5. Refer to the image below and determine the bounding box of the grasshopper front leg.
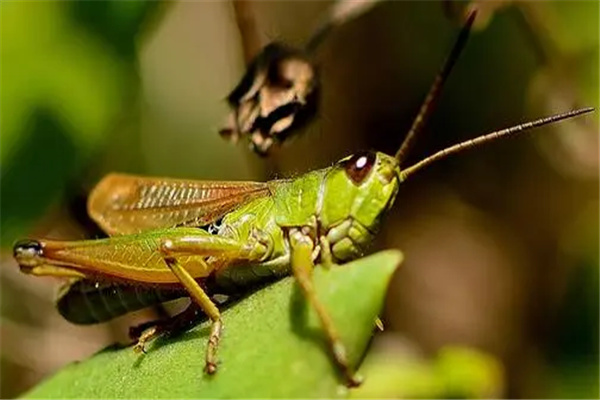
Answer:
[289,228,361,387]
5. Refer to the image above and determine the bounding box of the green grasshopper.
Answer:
[12,12,593,386]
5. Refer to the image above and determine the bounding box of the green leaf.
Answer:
[22,250,402,399]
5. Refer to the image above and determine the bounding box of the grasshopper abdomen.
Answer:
[56,280,187,325]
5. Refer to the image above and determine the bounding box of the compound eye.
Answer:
[343,151,376,185]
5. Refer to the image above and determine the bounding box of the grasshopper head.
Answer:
[320,151,400,260]
[338,151,401,226]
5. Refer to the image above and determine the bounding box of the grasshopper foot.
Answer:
[204,318,223,376]
[132,326,159,354]
[346,373,363,388]
[332,341,362,387]
[133,342,147,354]
[204,361,218,375]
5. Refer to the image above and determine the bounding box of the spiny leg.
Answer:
[156,232,270,374]
[153,229,273,372]
[162,256,223,374]
[132,228,271,366]
[289,229,361,387]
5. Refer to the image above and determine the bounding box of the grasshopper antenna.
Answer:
[395,10,477,166]
[399,107,595,181]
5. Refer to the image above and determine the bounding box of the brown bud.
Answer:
[219,42,319,156]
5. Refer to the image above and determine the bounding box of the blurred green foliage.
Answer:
[547,203,599,398]
[0,1,161,246]
[351,345,503,398]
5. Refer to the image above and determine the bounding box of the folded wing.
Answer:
[88,173,271,235]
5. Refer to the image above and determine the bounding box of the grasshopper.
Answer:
[12,12,593,386]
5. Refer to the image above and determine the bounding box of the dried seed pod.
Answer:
[219,42,319,156]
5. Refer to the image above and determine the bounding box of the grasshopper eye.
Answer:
[343,151,376,185]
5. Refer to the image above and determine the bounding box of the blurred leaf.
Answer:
[350,345,503,399]
[22,250,402,399]
[548,202,600,399]
[436,346,504,398]
[349,350,438,399]
[521,0,599,177]
[67,1,164,58]
[0,1,157,246]
[540,2,599,55]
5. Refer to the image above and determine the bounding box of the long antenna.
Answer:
[395,10,477,166]
[399,107,595,181]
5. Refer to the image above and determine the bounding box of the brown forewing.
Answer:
[87,174,271,235]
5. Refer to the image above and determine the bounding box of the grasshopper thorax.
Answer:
[318,151,400,261]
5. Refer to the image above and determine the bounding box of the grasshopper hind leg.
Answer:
[162,257,224,375]
[155,230,271,374]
